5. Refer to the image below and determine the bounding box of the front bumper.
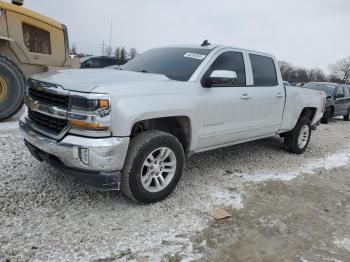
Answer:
[19,116,130,190]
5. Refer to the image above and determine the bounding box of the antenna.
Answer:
[201,40,210,47]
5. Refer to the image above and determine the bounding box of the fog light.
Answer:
[78,148,89,166]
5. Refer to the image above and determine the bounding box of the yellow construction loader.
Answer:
[0,0,77,120]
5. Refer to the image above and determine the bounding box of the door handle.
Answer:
[240,94,250,99]
[276,92,284,98]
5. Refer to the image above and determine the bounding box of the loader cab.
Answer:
[0,0,74,121]
[0,0,70,74]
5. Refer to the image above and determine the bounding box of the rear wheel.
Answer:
[344,109,350,121]
[121,130,185,203]
[321,108,330,124]
[284,117,311,154]
[0,55,25,121]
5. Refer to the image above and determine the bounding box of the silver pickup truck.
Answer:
[20,44,326,203]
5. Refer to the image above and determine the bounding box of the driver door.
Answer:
[197,50,252,149]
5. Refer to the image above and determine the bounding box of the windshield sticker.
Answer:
[184,53,206,60]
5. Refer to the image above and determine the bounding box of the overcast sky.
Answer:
[14,0,350,72]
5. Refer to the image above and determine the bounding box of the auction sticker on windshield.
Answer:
[184,53,206,60]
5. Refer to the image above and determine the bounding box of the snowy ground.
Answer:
[0,117,349,261]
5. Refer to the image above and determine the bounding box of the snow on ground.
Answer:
[0,121,18,130]
[334,238,350,253]
[240,146,350,183]
[1,119,350,260]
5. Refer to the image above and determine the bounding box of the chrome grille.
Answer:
[28,110,67,135]
[29,87,69,109]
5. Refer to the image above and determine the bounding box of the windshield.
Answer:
[303,83,335,95]
[120,47,212,81]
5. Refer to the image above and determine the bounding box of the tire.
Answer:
[344,110,349,121]
[0,55,25,121]
[121,130,185,203]
[284,117,311,154]
[321,109,330,124]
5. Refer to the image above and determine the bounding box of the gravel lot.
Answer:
[0,117,349,261]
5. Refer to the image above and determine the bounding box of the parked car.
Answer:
[80,56,124,69]
[20,44,326,203]
[303,82,350,124]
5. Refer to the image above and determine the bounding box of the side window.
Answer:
[22,23,51,54]
[250,54,278,86]
[205,51,246,86]
[101,58,113,67]
[343,86,350,97]
[336,87,344,97]
[84,58,103,68]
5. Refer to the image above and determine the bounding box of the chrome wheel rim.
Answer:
[141,147,177,193]
[298,125,310,149]
[0,75,8,102]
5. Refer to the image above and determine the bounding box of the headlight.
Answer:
[68,92,112,136]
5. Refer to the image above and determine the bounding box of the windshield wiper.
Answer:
[137,70,149,73]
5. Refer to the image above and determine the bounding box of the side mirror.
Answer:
[203,70,238,88]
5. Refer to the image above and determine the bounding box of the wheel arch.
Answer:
[299,107,317,123]
[130,116,192,154]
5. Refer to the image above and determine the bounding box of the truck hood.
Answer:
[31,69,172,93]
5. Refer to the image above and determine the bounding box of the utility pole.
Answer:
[101,41,105,56]
[109,22,112,57]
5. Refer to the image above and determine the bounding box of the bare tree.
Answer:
[114,47,120,59]
[296,69,309,83]
[120,47,127,63]
[70,43,77,55]
[328,74,342,84]
[308,68,326,82]
[129,48,138,60]
[279,61,294,81]
[330,56,350,84]
[105,46,112,57]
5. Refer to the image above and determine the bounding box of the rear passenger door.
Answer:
[246,54,285,138]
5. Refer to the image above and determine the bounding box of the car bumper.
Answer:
[19,117,130,190]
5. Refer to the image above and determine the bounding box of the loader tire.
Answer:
[0,55,25,121]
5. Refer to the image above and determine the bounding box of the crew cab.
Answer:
[303,82,350,124]
[19,44,326,203]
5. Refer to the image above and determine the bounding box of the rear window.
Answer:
[250,54,278,86]
[22,23,51,54]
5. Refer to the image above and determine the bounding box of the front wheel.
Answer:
[284,117,311,154]
[344,111,350,121]
[121,130,185,203]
